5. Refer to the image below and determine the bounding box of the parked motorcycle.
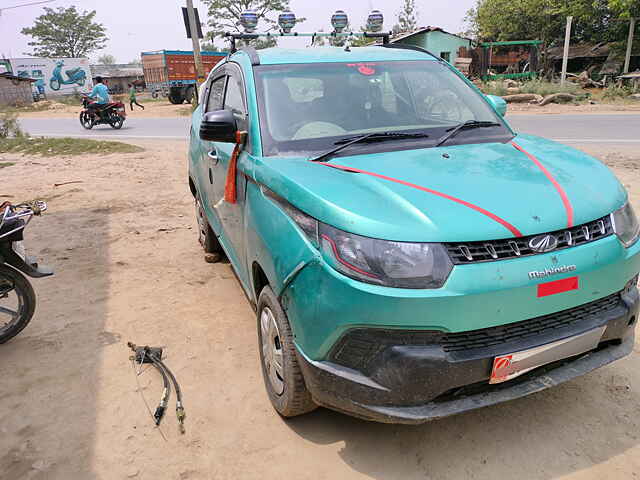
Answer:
[79,93,126,130]
[49,60,86,91]
[0,201,53,344]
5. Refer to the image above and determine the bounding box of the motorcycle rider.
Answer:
[87,76,110,118]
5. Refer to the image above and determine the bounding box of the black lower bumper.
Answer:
[297,290,638,424]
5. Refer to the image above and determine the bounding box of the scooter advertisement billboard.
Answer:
[9,57,93,96]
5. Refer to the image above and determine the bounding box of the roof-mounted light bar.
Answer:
[228,9,389,53]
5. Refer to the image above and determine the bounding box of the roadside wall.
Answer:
[0,76,33,106]
[9,57,93,97]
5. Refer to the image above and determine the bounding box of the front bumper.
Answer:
[296,288,638,424]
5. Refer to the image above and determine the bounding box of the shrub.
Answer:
[0,111,25,138]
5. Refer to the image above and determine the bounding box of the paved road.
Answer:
[18,114,640,144]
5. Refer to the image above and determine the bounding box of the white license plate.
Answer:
[489,326,606,384]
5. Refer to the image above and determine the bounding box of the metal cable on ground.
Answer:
[154,356,186,434]
[128,342,171,426]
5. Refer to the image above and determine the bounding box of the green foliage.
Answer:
[394,0,418,34]
[0,137,143,156]
[0,112,25,139]
[465,0,635,46]
[602,84,633,99]
[21,6,107,58]
[479,82,508,96]
[202,0,295,49]
[519,79,581,95]
[98,54,117,65]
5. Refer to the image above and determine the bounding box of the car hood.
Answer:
[250,134,626,242]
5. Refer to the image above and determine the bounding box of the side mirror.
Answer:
[200,110,238,142]
[485,94,507,117]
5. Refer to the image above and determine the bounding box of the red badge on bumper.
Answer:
[537,276,579,297]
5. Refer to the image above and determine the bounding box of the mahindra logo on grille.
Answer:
[528,265,577,279]
[529,234,558,253]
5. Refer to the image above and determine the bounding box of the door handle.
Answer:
[207,150,219,165]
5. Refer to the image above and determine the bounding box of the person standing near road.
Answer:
[129,83,145,111]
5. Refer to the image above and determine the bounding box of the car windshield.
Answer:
[254,60,511,157]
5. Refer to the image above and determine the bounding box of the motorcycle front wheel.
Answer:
[79,111,94,129]
[109,114,124,130]
[49,78,60,91]
[0,265,36,344]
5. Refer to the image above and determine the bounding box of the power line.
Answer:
[0,0,55,14]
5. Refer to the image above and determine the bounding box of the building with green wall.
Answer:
[390,27,472,65]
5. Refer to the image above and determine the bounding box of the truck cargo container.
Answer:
[141,50,227,104]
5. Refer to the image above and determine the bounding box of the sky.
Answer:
[1,0,476,62]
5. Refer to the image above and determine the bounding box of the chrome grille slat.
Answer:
[445,216,613,264]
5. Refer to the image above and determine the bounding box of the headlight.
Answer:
[612,202,640,247]
[319,223,452,289]
[263,187,453,288]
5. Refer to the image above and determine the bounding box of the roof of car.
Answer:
[236,46,437,65]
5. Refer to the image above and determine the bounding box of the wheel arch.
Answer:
[252,261,270,302]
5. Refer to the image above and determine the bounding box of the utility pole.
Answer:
[185,0,204,103]
[560,16,573,86]
[623,18,636,74]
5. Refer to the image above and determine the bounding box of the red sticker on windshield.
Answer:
[347,63,377,76]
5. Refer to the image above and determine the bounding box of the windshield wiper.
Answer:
[434,120,502,147]
[310,132,429,163]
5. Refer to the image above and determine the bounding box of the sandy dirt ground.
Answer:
[16,97,192,119]
[13,97,640,119]
[1,139,640,480]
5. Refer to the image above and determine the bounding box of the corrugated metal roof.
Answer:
[90,64,143,78]
[0,73,36,82]
[546,42,611,60]
[390,26,472,44]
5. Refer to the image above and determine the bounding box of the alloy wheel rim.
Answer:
[260,307,285,395]
[0,278,24,335]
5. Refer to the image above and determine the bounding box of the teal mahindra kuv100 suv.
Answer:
[188,43,639,423]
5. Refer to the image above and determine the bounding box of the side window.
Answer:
[224,75,246,114]
[206,76,225,112]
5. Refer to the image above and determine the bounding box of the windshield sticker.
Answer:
[347,63,377,76]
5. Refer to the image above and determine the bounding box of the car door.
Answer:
[198,72,227,236]
[206,64,250,285]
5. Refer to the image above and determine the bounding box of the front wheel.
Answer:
[257,286,317,418]
[77,77,86,86]
[0,265,36,344]
[49,78,60,91]
[79,111,94,129]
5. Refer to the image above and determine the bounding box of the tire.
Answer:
[78,77,86,87]
[194,192,221,254]
[151,91,158,99]
[49,78,60,91]
[184,86,195,104]
[79,111,94,129]
[168,92,184,104]
[0,265,36,344]
[109,114,124,130]
[257,286,317,418]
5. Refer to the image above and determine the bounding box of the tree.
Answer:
[21,6,107,58]
[394,0,418,34]
[98,54,116,65]
[201,0,295,50]
[465,0,637,46]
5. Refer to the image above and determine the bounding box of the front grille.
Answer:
[330,292,621,370]
[441,292,619,352]
[445,216,613,264]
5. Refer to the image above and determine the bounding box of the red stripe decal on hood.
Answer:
[321,162,523,237]
[512,142,574,227]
